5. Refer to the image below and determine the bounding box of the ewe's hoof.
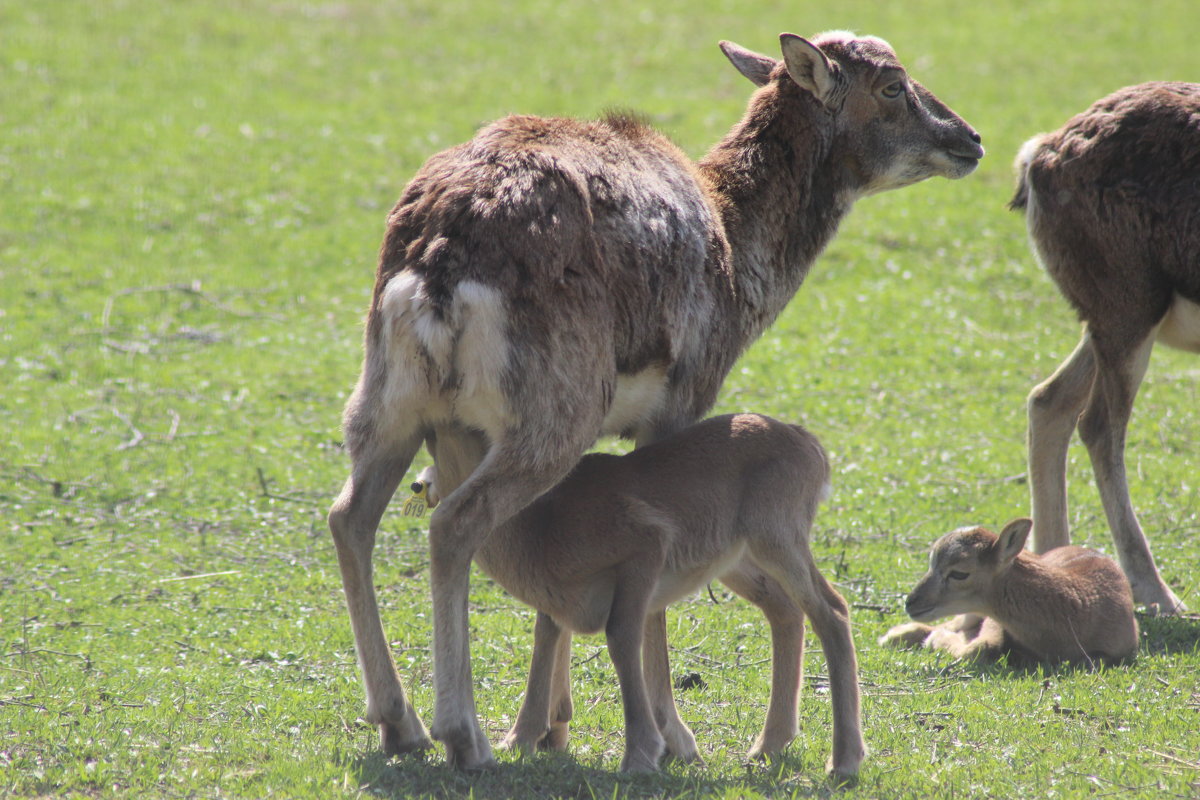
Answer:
[433,720,496,771]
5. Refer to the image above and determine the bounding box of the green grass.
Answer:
[3,0,1198,797]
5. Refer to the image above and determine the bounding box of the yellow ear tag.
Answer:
[402,482,429,518]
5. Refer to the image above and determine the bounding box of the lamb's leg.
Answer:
[640,610,700,762]
[879,622,934,649]
[606,565,666,773]
[721,562,804,760]
[881,613,984,652]
[1027,332,1096,554]
[1079,332,1186,612]
[328,428,432,755]
[501,611,565,755]
[750,546,863,780]
[925,616,1008,662]
[543,629,574,750]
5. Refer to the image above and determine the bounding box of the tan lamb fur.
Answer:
[416,414,861,776]
[882,519,1139,665]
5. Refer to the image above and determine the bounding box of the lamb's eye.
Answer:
[882,82,905,99]
[948,570,970,581]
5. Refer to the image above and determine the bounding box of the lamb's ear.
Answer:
[996,518,1033,564]
[779,33,838,106]
[719,40,777,87]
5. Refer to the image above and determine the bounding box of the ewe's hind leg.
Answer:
[427,422,602,769]
[641,610,701,762]
[1028,333,1096,554]
[750,547,863,779]
[1080,333,1186,612]
[328,428,432,755]
[721,562,804,760]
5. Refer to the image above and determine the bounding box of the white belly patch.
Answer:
[601,366,669,436]
[1157,293,1200,353]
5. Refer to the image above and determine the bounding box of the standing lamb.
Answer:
[416,414,861,776]
[328,30,983,769]
[880,519,1139,665]
[1012,82,1200,614]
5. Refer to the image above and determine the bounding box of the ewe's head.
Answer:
[719,30,984,195]
[904,519,1032,621]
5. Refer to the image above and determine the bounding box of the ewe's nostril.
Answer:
[970,130,982,144]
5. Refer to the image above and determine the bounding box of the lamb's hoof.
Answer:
[827,767,860,789]
[826,743,865,786]
[542,721,570,751]
[496,729,536,758]
[746,732,793,762]
[661,723,701,764]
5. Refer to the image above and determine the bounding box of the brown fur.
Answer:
[416,414,861,775]
[881,519,1139,665]
[327,30,982,770]
[1013,83,1200,614]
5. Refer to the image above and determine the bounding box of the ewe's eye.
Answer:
[881,82,905,99]
[948,570,970,581]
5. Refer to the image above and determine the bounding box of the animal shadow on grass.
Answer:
[346,746,851,799]
[1137,611,1200,657]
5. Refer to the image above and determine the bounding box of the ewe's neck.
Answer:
[698,81,858,343]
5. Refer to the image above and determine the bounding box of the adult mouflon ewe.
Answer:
[328,29,983,769]
[1012,82,1200,615]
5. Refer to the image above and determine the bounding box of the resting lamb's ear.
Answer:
[719,40,777,87]
[779,34,838,107]
[996,518,1033,564]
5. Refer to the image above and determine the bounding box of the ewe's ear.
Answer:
[779,33,838,106]
[996,518,1033,564]
[719,40,777,87]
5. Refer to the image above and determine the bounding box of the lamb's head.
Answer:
[904,519,1032,622]
[719,31,984,196]
[413,466,441,508]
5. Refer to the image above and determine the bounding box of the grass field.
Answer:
[3,1,1199,797]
